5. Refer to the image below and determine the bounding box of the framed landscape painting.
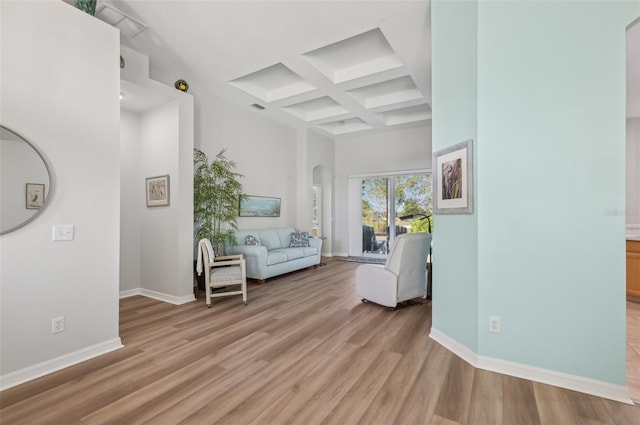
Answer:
[239,196,281,217]
[432,139,473,214]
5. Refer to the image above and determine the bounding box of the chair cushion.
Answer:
[210,265,242,282]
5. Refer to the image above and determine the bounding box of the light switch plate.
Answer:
[53,225,74,241]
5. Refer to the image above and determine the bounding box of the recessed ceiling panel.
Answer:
[348,76,423,109]
[376,104,432,126]
[317,118,373,135]
[282,96,349,122]
[303,28,403,84]
[229,63,316,103]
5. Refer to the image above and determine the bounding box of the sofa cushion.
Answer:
[260,229,282,250]
[302,246,318,257]
[266,251,288,266]
[272,248,303,261]
[289,231,310,247]
[276,227,294,247]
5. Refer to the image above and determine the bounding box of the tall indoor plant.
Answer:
[194,148,247,256]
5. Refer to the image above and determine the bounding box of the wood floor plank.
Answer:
[1,259,639,425]
[320,349,402,425]
[247,342,361,425]
[534,382,583,425]
[433,354,476,424]
[282,345,383,425]
[503,375,542,425]
[467,368,504,425]
[393,338,453,425]
[355,332,436,425]
[176,337,325,425]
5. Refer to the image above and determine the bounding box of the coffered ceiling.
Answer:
[92,0,432,139]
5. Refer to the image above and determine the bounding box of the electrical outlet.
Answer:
[489,316,501,333]
[51,317,64,334]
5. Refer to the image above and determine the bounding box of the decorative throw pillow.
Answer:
[290,231,310,247]
[245,235,261,246]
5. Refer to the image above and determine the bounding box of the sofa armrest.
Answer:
[308,237,322,250]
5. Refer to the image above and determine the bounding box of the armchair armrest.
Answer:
[215,254,244,261]
[355,264,398,307]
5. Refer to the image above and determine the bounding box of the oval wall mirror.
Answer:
[1,125,53,235]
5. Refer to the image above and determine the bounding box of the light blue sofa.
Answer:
[225,227,322,283]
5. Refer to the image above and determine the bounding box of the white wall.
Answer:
[309,130,335,255]
[627,117,640,234]
[119,110,142,292]
[0,1,121,388]
[194,92,298,231]
[139,101,183,296]
[333,125,432,256]
[119,46,195,304]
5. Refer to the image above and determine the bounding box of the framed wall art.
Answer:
[239,195,281,217]
[26,183,45,209]
[432,139,473,214]
[146,175,170,207]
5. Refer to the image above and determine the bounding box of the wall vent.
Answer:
[251,103,265,110]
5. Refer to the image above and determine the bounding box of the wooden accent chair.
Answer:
[197,238,248,308]
[356,232,431,308]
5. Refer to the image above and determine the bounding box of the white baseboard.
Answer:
[0,338,123,391]
[429,328,633,405]
[120,288,195,305]
[119,288,140,299]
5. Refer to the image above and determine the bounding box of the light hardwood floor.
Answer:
[1,259,639,425]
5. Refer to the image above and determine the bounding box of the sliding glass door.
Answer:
[361,172,432,257]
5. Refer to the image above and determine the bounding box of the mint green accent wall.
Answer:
[475,0,638,384]
[431,0,478,351]
[432,0,639,385]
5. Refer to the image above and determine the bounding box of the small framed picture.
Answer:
[433,139,473,214]
[146,175,170,207]
[26,183,45,209]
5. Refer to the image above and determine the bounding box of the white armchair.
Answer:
[197,238,248,308]
[356,232,432,308]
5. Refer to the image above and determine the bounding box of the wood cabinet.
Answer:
[628,240,640,299]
